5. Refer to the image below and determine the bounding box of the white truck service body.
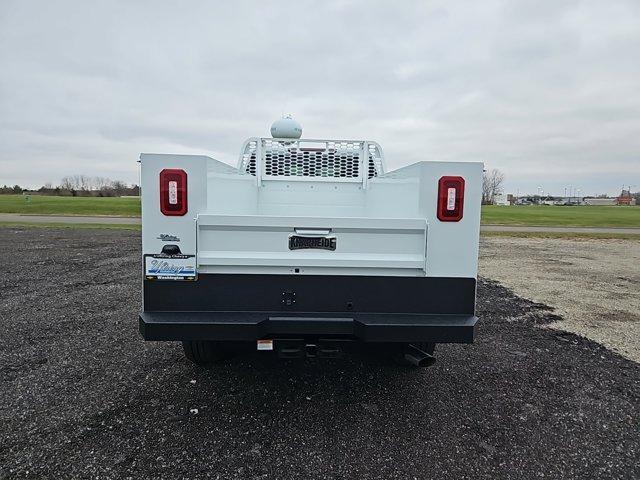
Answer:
[139,122,483,366]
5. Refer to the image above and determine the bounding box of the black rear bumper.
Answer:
[139,311,477,343]
[140,274,477,344]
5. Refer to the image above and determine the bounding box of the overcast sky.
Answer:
[1,0,639,195]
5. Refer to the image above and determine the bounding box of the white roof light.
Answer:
[270,114,302,139]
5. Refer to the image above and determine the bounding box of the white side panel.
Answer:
[256,182,366,217]
[384,161,483,278]
[202,177,420,219]
[364,178,421,218]
[206,173,258,215]
[140,154,210,256]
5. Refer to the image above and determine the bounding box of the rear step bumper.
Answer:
[139,311,477,343]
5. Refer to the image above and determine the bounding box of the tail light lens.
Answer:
[437,176,465,222]
[160,169,187,216]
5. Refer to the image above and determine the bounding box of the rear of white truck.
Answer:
[139,129,483,366]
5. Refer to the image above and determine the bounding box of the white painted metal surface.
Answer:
[197,214,427,276]
[140,135,482,279]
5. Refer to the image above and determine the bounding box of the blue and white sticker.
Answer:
[145,254,196,281]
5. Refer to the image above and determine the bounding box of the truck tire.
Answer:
[182,340,235,366]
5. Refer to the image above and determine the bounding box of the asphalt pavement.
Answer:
[0,227,638,479]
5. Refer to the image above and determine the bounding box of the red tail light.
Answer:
[437,176,465,222]
[160,169,187,216]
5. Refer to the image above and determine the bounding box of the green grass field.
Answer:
[0,195,639,228]
[482,205,640,228]
[0,194,140,217]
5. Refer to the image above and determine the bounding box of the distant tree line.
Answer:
[1,176,139,197]
[0,185,24,194]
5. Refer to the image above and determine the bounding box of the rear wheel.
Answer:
[182,340,239,366]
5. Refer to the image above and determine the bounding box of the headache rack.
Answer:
[239,137,385,187]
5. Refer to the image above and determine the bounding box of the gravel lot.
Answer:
[480,236,640,362]
[1,228,638,479]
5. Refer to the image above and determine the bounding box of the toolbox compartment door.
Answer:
[196,214,427,276]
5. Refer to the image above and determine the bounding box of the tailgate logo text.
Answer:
[288,235,336,251]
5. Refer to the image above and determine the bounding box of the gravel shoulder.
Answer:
[480,236,640,362]
[0,227,638,479]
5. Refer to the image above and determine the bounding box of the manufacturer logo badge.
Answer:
[157,234,180,242]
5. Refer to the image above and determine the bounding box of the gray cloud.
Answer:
[1,0,639,195]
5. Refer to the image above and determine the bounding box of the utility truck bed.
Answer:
[139,125,482,366]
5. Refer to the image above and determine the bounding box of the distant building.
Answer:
[617,189,637,206]
[557,196,584,205]
[493,194,509,206]
[514,195,538,205]
[584,197,617,206]
[513,195,584,205]
[583,190,636,206]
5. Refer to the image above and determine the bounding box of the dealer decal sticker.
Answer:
[145,254,196,281]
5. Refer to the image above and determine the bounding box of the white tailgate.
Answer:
[196,215,428,276]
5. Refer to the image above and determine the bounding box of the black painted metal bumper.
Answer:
[140,273,477,344]
[139,311,477,343]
